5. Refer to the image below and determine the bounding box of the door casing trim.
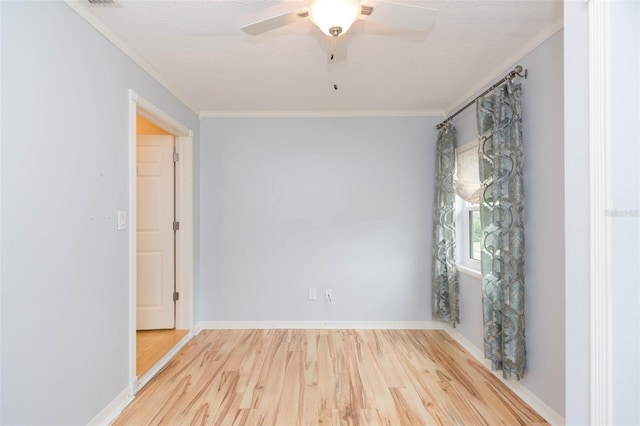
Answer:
[127,90,194,394]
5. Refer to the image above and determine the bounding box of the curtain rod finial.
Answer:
[514,65,527,79]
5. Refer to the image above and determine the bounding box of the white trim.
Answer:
[86,386,133,426]
[457,265,482,280]
[461,203,481,268]
[445,327,565,426]
[195,320,446,330]
[0,1,3,422]
[135,331,194,392]
[127,94,137,395]
[127,90,195,394]
[455,194,481,277]
[130,91,193,137]
[455,138,480,155]
[64,1,199,115]
[199,110,445,119]
[588,0,612,424]
[444,19,564,115]
[174,135,194,330]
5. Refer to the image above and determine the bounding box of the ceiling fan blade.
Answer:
[363,1,437,32]
[241,10,308,35]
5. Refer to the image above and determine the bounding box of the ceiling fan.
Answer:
[241,0,437,54]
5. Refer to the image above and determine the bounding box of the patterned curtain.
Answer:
[431,122,459,327]
[477,81,526,380]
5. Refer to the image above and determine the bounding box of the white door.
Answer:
[136,135,175,330]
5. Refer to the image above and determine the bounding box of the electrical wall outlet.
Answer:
[325,289,333,301]
[308,288,317,300]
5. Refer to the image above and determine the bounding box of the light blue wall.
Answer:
[563,1,591,423]
[610,1,640,424]
[0,2,199,424]
[199,117,438,322]
[452,31,566,417]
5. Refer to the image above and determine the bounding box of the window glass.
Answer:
[469,209,482,261]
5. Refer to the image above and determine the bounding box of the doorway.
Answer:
[135,116,185,376]
[136,118,175,330]
[128,90,194,392]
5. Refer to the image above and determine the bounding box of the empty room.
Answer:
[1,0,639,425]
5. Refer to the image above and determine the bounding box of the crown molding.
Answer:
[444,16,564,116]
[199,110,445,119]
[64,0,200,115]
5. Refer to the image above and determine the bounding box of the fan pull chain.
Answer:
[330,36,336,61]
[329,35,338,91]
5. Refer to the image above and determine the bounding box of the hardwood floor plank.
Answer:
[136,329,189,377]
[382,338,454,424]
[115,329,549,426]
[302,361,319,426]
[316,334,338,411]
[254,332,289,425]
[274,350,303,425]
[251,409,270,425]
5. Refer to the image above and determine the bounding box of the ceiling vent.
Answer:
[88,0,118,6]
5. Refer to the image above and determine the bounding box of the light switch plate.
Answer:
[309,288,317,300]
[117,211,127,231]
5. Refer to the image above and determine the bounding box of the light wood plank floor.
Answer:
[137,329,190,377]
[118,329,548,425]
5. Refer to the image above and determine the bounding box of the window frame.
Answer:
[453,138,483,280]
[457,198,482,278]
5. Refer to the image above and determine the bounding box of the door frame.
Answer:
[127,90,194,393]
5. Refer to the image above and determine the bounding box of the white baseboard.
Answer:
[195,320,446,331]
[86,386,133,426]
[88,330,194,425]
[444,326,565,426]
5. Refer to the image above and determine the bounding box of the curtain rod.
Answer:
[435,65,528,129]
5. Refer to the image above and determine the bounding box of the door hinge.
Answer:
[173,221,180,231]
[173,152,180,162]
[173,291,180,302]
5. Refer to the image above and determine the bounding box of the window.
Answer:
[453,139,481,204]
[468,206,481,261]
[457,199,481,276]
[454,139,482,278]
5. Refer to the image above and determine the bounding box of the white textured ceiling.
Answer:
[70,0,562,115]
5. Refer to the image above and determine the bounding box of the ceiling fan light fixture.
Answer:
[309,0,361,37]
